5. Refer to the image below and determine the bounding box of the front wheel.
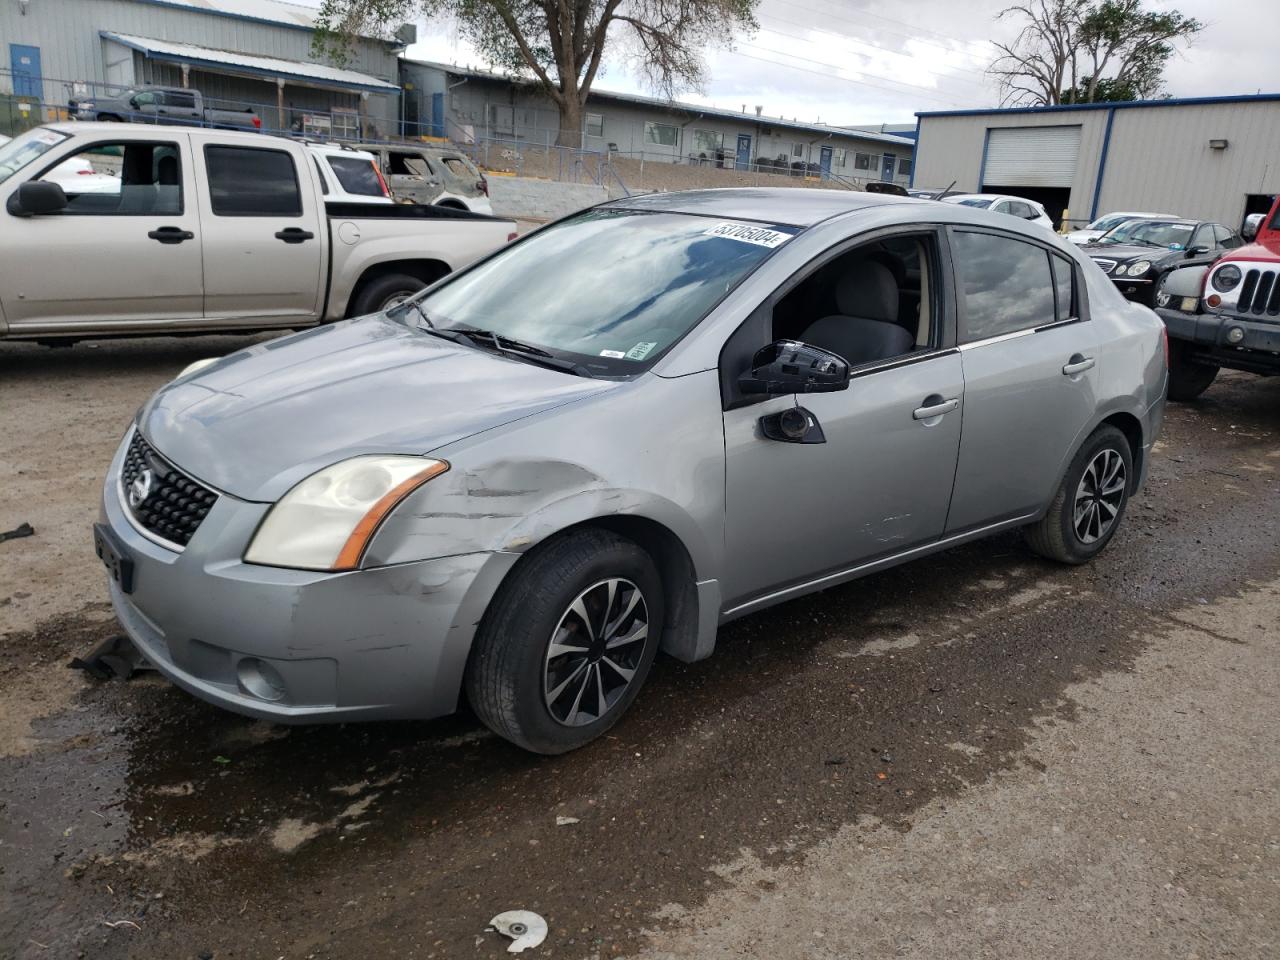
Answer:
[1025,425,1133,565]
[1167,340,1219,401]
[1153,272,1174,309]
[465,530,663,754]
[348,272,428,316]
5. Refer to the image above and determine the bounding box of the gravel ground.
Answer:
[1,336,1277,960]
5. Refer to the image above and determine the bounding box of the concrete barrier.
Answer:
[487,177,609,221]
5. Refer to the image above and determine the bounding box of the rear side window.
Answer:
[952,230,1055,342]
[164,90,196,109]
[205,146,301,216]
[1051,254,1076,321]
[442,157,473,177]
[327,156,384,197]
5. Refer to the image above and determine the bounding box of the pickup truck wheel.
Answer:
[465,530,663,754]
[349,273,427,316]
[1167,341,1219,401]
[1025,425,1132,565]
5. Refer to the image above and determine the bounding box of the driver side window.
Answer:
[770,233,939,368]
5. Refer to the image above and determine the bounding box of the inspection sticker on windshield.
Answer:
[625,342,657,361]
[704,222,792,248]
[599,349,626,359]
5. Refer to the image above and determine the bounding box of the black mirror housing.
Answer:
[7,180,68,217]
[1186,244,1211,257]
[739,340,851,395]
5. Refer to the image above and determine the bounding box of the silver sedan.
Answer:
[96,188,1168,753]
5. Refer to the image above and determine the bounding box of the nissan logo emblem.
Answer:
[128,469,154,509]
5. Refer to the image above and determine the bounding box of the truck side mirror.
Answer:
[1242,213,1263,242]
[6,180,68,217]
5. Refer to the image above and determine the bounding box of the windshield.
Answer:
[0,128,70,184]
[1086,214,1135,232]
[955,197,993,209]
[418,210,796,374]
[1098,219,1193,248]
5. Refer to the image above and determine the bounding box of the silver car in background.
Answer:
[96,189,1167,754]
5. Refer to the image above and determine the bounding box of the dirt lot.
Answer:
[1,337,1278,960]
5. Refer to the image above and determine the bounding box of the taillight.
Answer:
[478,178,489,196]
[1161,325,1169,369]
[252,115,262,130]
[507,232,518,243]
[372,163,391,198]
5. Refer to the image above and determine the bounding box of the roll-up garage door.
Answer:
[982,126,1081,188]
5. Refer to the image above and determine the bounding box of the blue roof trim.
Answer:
[100,32,398,94]
[917,92,1280,119]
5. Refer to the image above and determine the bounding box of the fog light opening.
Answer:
[1227,326,1246,344]
[237,657,287,702]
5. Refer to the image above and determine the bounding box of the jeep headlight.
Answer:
[245,456,449,571]
[1211,264,1242,292]
[1126,260,1152,277]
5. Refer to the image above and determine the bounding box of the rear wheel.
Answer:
[1025,425,1133,565]
[1167,340,1219,401]
[465,530,663,754]
[348,272,429,316]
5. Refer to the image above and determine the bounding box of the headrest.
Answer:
[834,260,898,324]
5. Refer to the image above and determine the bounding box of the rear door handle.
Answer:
[275,228,314,243]
[1062,355,1096,376]
[912,396,959,420]
[147,226,194,244]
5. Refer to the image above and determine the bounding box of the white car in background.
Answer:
[305,142,394,205]
[1065,211,1180,245]
[0,133,120,194]
[942,193,1055,231]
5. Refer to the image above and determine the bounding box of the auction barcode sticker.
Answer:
[704,222,793,248]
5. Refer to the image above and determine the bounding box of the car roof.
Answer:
[602,187,917,228]
[306,143,376,160]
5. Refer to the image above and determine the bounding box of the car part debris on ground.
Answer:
[488,911,548,953]
[0,522,34,543]
[67,634,154,681]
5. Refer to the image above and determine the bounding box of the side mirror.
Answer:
[1186,244,1211,257]
[6,180,68,217]
[1242,213,1263,242]
[739,340,850,396]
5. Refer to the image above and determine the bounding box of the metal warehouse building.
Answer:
[1,0,405,137]
[913,95,1280,231]
[401,58,917,184]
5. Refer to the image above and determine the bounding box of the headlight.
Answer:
[1126,261,1152,277]
[177,357,218,379]
[1211,264,1242,292]
[244,456,449,571]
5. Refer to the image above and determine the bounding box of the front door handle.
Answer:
[1062,354,1096,376]
[147,226,194,244]
[912,396,959,420]
[275,228,314,243]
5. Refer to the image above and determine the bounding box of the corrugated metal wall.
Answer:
[0,0,397,126]
[916,101,1280,229]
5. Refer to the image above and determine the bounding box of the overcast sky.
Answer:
[293,0,1280,125]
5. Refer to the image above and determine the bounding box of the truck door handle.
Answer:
[1062,354,1096,376]
[147,227,194,244]
[275,228,314,243]
[912,396,959,420]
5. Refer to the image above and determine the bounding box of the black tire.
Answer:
[1152,272,1173,310]
[1167,340,1219,401]
[348,272,428,317]
[97,114,122,122]
[1025,424,1133,565]
[465,529,663,754]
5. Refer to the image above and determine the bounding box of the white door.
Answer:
[0,135,203,332]
[194,142,325,324]
[982,126,1081,189]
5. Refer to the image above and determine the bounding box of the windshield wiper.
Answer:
[388,300,485,348]
[454,328,595,377]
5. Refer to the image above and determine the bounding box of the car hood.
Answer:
[1084,242,1171,263]
[138,315,618,502]
[1066,229,1101,244]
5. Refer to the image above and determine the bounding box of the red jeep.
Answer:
[1157,196,1280,399]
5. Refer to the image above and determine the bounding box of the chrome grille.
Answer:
[1091,258,1117,275]
[121,432,218,548]
[1238,268,1280,316]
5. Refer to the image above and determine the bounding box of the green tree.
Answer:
[989,0,1201,106]
[313,0,759,147]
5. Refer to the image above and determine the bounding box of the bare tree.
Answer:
[989,0,1201,106]
[313,0,759,147]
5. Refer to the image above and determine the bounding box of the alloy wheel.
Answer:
[1073,448,1127,544]
[543,578,649,727]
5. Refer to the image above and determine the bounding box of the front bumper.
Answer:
[1157,307,1280,375]
[100,435,519,722]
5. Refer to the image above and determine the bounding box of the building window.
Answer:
[691,129,723,157]
[585,113,604,138]
[644,121,678,147]
[330,109,360,140]
[792,142,804,158]
[854,152,871,170]
[833,148,848,168]
[898,156,913,176]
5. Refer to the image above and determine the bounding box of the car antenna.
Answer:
[931,181,956,201]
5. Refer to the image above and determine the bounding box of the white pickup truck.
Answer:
[0,124,517,342]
